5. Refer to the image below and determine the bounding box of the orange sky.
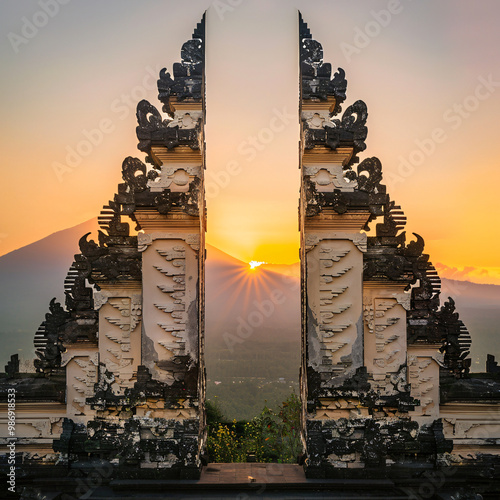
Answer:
[1,1,499,285]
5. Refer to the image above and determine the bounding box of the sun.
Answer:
[248,260,266,270]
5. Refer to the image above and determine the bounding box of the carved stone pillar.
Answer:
[363,283,409,396]
[135,222,202,388]
[61,347,98,418]
[303,223,368,392]
[94,286,142,394]
[407,344,443,421]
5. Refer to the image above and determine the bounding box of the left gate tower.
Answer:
[1,14,207,481]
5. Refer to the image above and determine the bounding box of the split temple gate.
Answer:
[1,12,500,498]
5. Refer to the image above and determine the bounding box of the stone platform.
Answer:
[200,462,307,484]
[17,463,487,499]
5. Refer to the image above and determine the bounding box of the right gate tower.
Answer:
[298,13,500,483]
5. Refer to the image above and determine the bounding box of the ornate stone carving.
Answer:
[303,100,368,157]
[356,157,383,193]
[65,353,98,415]
[392,291,412,311]
[136,99,201,155]
[148,164,202,193]
[34,298,69,373]
[138,232,200,252]
[93,291,109,310]
[299,13,347,114]
[306,240,364,389]
[122,155,150,192]
[308,166,358,192]
[157,14,205,113]
[306,233,367,253]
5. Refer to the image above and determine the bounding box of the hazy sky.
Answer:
[1,0,499,284]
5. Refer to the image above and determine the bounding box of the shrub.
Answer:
[206,393,302,463]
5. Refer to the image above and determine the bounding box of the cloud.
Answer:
[435,263,481,281]
[435,262,498,285]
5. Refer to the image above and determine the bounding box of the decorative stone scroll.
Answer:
[138,232,200,252]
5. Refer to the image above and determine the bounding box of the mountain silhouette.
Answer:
[205,244,300,347]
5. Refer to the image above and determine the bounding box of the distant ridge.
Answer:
[441,278,500,309]
[0,218,98,260]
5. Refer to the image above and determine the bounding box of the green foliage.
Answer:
[208,422,245,462]
[206,393,302,463]
[205,398,227,426]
